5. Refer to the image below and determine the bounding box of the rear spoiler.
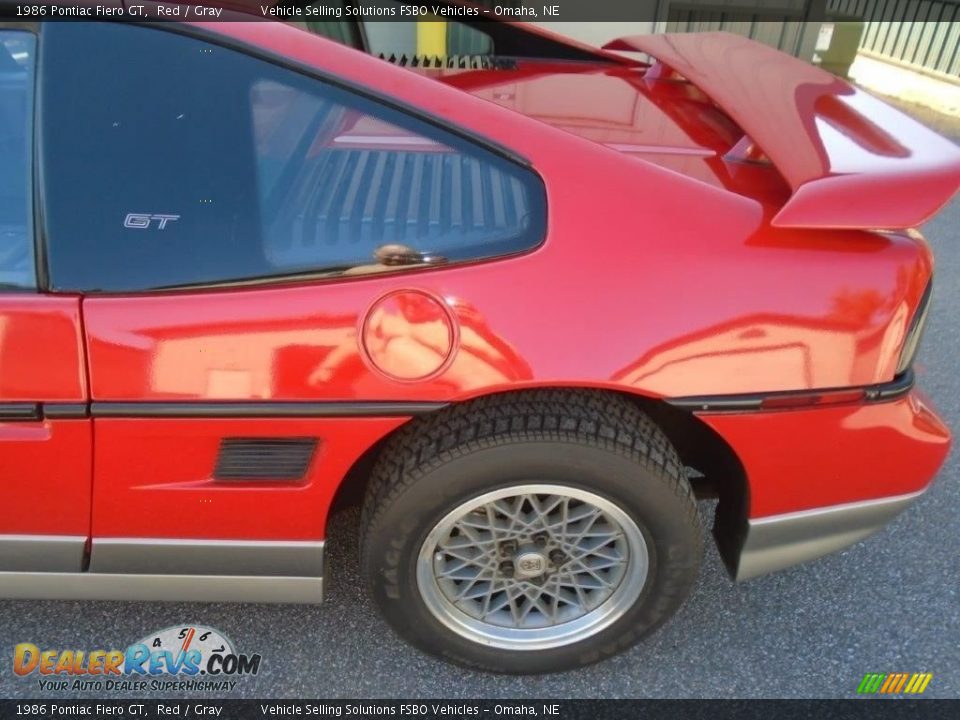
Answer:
[604,32,960,230]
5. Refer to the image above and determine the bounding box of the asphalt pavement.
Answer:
[1,142,958,702]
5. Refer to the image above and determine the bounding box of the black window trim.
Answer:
[35,21,549,297]
[32,23,49,293]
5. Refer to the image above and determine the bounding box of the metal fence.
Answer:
[662,1,816,57]
[828,0,960,78]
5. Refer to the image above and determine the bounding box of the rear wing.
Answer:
[605,32,960,230]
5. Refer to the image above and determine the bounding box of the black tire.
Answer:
[360,389,702,673]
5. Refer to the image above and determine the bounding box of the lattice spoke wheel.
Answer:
[417,485,648,649]
[361,390,702,673]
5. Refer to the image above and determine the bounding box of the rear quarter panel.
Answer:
[82,21,933,403]
[80,22,940,542]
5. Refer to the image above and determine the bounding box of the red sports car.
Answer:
[1,15,957,673]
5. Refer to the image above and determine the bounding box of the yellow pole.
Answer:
[416,19,447,58]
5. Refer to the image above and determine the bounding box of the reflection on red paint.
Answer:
[702,394,949,517]
[0,296,86,401]
[28,22,953,544]
[361,290,456,382]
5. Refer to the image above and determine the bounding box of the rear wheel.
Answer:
[361,390,702,673]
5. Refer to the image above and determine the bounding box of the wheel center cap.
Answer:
[514,551,547,579]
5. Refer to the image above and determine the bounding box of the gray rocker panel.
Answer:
[732,490,924,581]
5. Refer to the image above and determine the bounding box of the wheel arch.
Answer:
[328,386,749,577]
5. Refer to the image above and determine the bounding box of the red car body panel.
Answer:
[702,392,950,517]
[0,296,91,537]
[0,295,87,401]
[82,230,931,409]
[405,60,793,207]
[86,26,935,394]
[1,420,92,537]
[91,417,406,540]
[605,32,960,230]
[74,22,948,541]
[80,223,934,524]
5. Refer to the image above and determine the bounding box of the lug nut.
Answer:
[499,561,515,578]
[549,550,567,565]
[533,534,548,548]
[499,540,518,557]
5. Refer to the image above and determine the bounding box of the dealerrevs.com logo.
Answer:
[13,625,261,693]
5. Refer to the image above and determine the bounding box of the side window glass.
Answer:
[41,23,544,293]
[0,31,36,290]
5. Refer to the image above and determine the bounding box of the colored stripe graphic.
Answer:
[892,674,909,693]
[906,673,934,694]
[858,673,933,694]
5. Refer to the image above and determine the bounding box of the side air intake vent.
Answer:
[378,53,518,70]
[214,438,318,482]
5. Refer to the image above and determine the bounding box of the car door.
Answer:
[37,23,544,580]
[0,27,91,573]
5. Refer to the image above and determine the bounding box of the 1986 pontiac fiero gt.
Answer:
[1,13,958,673]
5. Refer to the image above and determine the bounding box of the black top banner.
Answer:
[1,700,960,720]
[0,0,953,23]
[3,700,960,719]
